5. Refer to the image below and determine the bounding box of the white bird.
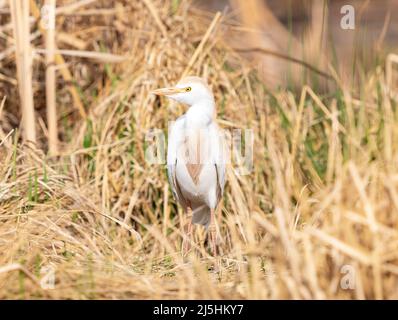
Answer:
[152,76,226,256]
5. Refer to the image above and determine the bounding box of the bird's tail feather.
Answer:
[191,204,210,228]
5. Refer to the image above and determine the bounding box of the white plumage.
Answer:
[152,76,226,256]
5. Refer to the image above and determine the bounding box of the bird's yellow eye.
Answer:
[185,87,192,92]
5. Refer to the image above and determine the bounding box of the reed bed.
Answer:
[1,0,398,299]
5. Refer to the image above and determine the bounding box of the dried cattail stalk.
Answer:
[45,0,58,154]
[9,0,36,144]
[29,0,87,119]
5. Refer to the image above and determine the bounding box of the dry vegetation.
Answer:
[1,0,398,299]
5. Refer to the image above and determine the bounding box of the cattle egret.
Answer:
[152,76,226,256]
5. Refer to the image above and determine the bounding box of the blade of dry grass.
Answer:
[45,0,58,155]
[30,0,87,119]
[9,0,36,143]
[141,0,167,38]
[180,11,222,79]
[35,48,127,63]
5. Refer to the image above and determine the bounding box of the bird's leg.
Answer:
[182,207,193,256]
[183,219,193,255]
[209,208,217,257]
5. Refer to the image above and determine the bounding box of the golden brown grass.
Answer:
[1,0,398,299]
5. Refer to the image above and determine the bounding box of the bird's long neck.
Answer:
[183,98,215,166]
[185,98,215,127]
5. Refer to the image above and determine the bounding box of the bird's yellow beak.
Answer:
[151,87,185,96]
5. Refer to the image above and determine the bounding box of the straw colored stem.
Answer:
[9,0,36,144]
[180,11,222,79]
[30,0,87,119]
[45,0,58,154]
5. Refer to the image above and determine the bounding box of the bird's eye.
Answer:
[185,87,192,92]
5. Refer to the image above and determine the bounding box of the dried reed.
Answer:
[9,0,36,143]
[44,0,57,154]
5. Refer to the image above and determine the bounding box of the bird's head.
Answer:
[151,76,214,106]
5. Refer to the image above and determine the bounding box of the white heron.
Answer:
[152,76,226,256]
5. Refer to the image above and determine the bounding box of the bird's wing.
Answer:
[167,116,188,208]
[211,123,227,202]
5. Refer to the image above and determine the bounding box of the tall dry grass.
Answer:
[0,0,398,299]
[8,0,36,143]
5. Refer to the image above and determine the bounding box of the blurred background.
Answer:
[1,0,397,147]
[225,0,397,87]
[1,0,397,150]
